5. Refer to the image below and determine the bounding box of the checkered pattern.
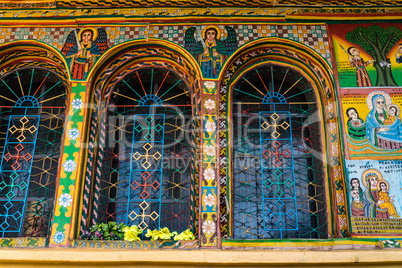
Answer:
[0,24,331,64]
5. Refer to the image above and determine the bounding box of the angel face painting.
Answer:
[61,28,109,80]
[184,25,238,78]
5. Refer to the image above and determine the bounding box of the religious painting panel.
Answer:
[330,23,402,88]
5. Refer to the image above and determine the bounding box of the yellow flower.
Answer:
[145,227,174,240]
[123,225,143,242]
[174,229,195,241]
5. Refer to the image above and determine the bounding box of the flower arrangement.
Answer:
[82,222,195,242]
[81,221,127,240]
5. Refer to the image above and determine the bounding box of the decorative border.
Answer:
[73,239,199,249]
[0,238,47,248]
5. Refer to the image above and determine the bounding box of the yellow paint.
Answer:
[68,93,76,117]
[60,153,68,179]
[2,248,402,267]
[65,185,74,218]
[49,223,59,245]
[54,185,65,217]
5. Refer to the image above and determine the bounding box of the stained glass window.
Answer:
[0,67,67,237]
[93,67,195,235]
[232,64,328,239]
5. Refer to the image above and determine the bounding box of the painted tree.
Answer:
[346,25,402,87]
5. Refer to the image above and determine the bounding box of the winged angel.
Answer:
[185,25,238,78]
[61,28,109,80]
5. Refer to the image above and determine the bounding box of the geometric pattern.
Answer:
[0,24,331,64]
[0,115,39,237]
[260,112,297,235]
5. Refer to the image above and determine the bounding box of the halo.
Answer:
[367,91,391,111]
[77,27,98,42]
[202,25,221,40]
[378,180,389,191]
[361,168,383,188]
[387,104,400,116]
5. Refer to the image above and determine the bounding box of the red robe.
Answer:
[350,57,373,87]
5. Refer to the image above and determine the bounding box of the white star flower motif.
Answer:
[58,193,73,208]
[204,99,216,110]
[204,81,216,90]
[63,159,77,172]
[204,144,216,157]
[203,193,216,207]
[203,167,215,181]
[71,99,84,109]
[205,121,216,133]
[53,231,65,244]
[67,128,80,140]
[202,219,216,236]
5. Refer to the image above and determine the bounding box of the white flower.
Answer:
[203,193,216,207]
[71,99,83,109]
[205,121,216,133]
[58,193,72,208]
[204,99,216,110]
[203,167,215,181]
[63,159,76,172]
[204,81,216,90]
[67,128,80,140]
[204,144,216,157]
[53,231,65,244]
[202,219,215,235]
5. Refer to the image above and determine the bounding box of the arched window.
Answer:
[93,67,194,234]
[232,64,327,239]
[0,67,67,237]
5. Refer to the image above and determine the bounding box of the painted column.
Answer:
[49,82,90,247]
[199,80,220,248]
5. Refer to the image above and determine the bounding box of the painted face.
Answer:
[375,98,386,109]
[389,106,397,116]
[206,30,216,42]
[350,48,360,56]
[399,45,402,53]
[369,177,378,187]
[348,109,358,120]
[351,190,359,198]
[380,182,387,191]
[81,30,93,44]
[351,179,359,189]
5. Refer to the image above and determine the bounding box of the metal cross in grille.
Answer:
[132,143,162,170]
[131,171,160,199]
[4,144,32,170]
[261,113,290,139]
[9,116,37,142]
[128,201,159,230]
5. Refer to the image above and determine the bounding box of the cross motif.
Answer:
[4,144,32,170]
[262,140,291,168]
[128,201,159,230]
[133,143,162,170]
[9,116,37,142]
[131,171,160,199]
[261,113,290,139]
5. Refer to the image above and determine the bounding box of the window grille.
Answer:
[94,67,194,235]
[232,64,327,239]
[0,67,66,237]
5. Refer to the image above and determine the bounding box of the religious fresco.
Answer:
[342,89,402,160]
[61,28,108,80]
[346,160,402,236]
[184,25,238,78]
[331,23,402,88]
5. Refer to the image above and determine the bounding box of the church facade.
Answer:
[0,0,402,266]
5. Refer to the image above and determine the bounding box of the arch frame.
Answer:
[218,38,347,239]
[75,39,203,237]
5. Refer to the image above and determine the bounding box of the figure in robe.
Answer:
[62,28,108,80]
[362,170,389,219]
[348,46,374,87]
[346,107,366,140]
[184,25,238,78]
[396,44,402,64]
[378,181,400,218]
